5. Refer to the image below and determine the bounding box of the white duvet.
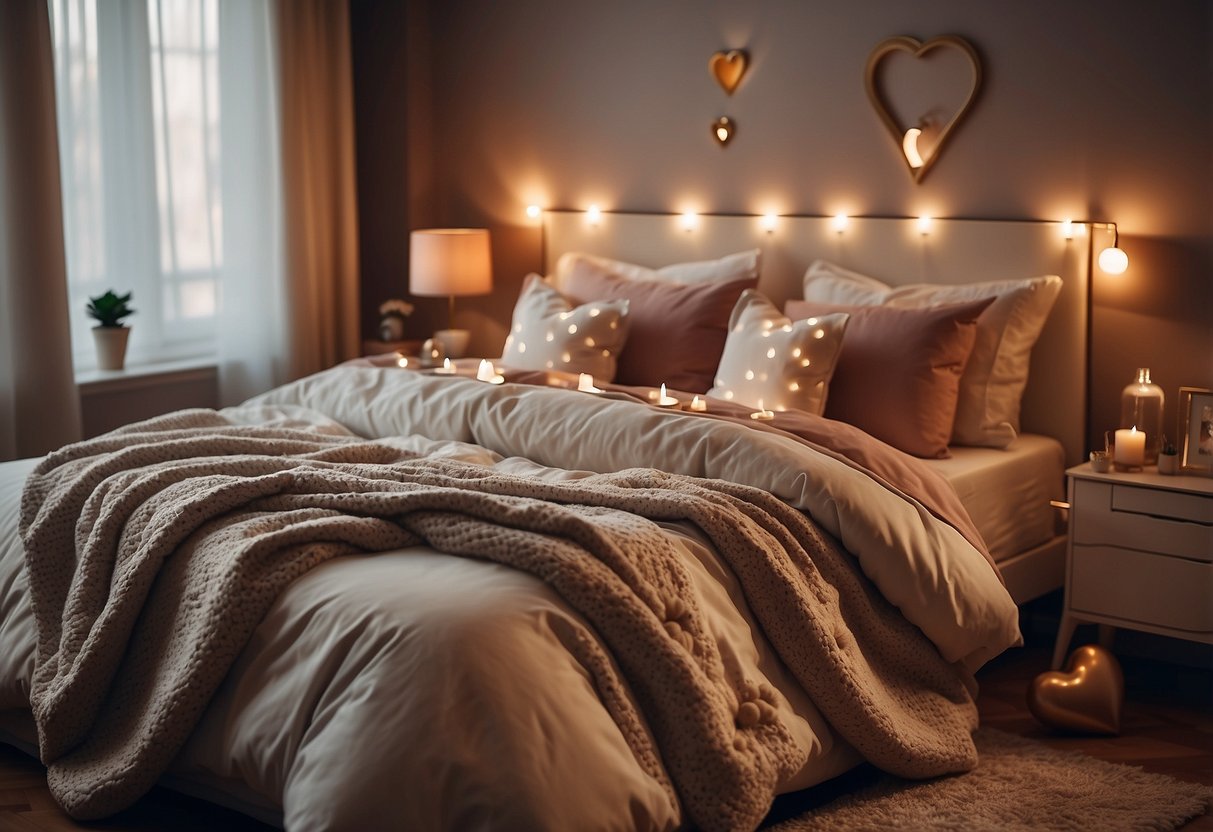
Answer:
[0,367,1020,830]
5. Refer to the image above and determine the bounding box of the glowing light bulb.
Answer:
[525,204,541,219]
[831,213,849,233]
[1098,246,1129,274]
[917,215,932,235]
[1060,219,1074,240]
[680,211,698,231]
[902,127,925,168]
[586,204,602,225]
[760,213,778,232]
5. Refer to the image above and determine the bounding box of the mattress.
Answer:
[926,434,1066,565]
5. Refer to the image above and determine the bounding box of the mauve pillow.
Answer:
[786,297,994,459]
[802,260,1062,448]
[562,266,756,392]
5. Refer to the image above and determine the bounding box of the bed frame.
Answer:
[543,211,1110,603]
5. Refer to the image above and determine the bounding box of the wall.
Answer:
[353,0,1213,449]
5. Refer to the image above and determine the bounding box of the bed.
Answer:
[0,213,1107,830]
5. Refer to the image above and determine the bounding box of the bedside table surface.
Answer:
[1066,462,1213,498]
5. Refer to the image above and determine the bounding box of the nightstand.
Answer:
[1052,463,1213,668]
[362,338,421,357]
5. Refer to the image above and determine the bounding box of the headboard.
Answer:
[543,211,1107,467]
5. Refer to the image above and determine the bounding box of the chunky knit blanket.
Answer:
[20,410,977,830]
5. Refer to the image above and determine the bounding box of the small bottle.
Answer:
[1120,368,1164,465]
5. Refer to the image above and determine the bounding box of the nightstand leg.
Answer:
[1052,613,1078,669]
[1097,624,1116,650]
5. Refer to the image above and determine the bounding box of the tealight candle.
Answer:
[750,399,774,421]
[577,372,602,393]
[655,383,679,408]
[1113,426,1145,468]
[476,359,505,384]
[689,395,707,412]
[432,358,455,374]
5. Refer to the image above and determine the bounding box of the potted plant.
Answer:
[87,289,135,370]
[1158,435,1179,475]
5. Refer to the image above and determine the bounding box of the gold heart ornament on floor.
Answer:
[709,49,748,95]
[1027,645,1125,735]
[864,35,981,183]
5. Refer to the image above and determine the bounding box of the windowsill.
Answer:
[76,356,219,393]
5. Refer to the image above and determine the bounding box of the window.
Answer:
[49,0,221,369]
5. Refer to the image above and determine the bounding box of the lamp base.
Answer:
[433,329,470,358]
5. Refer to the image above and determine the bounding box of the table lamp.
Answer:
[409,228,492,358]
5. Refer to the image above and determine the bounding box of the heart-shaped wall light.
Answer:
[712,116,735,147]
[710,49,748,95]
[864,35,981,183]
[1027,644,1124,735]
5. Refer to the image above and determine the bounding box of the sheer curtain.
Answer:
[48,0,360,407]
[0,0,82,461]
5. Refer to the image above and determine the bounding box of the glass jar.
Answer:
[1120,368,1164,465]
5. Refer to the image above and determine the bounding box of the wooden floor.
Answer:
[2,641,1210,830]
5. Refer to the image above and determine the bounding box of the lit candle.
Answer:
[476,359,504,384]
[577,372,602,393]
[1113,426,1145,467]
[689,395,707,412]
[750,398,774,421]
[655,383,679,408]
[433,357,455,374]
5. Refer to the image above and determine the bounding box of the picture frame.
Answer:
[1179,386,1213,475]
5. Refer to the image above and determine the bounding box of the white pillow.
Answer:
[553,249,761,289]
[708,289,849,415]
[500,274,630,380]
[802,259,1062,448]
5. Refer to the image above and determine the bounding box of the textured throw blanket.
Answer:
[20,410,977,830]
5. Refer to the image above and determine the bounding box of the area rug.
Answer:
[769,727,1213,831]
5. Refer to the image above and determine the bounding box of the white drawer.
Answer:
[1071,480,1213,562]
[1071,543,1213,633]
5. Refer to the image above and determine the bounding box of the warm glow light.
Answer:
[916,215,932,235]
[1060,219,1074,240]
[525,204,541,219]
[680,212,699,231]
[716,126,729,142]
[586,204,602,226]
[902,127,925,168]
[1098,245,1129,274]
[760,213,778,232]
[831,213,849,233]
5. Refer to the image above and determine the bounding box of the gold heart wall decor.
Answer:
[864,35,982,183]
[1027,644,1125,735]
[710,49,748,95]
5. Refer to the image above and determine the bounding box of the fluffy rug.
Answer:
[770,727,1213,831]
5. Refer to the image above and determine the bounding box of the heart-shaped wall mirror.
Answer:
[709,49,748,95]
[864,35,982,183]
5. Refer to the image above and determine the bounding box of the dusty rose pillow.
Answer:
[786,298,994,458]
[562,266,756,392]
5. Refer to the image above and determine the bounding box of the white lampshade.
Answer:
[409,229,492,297]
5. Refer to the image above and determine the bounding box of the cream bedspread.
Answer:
[0,366,1022,830]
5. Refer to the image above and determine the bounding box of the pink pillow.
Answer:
[563,266,756,392]
[785,298,993,458]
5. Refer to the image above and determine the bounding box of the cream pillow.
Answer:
[500,274,629,380]
[708,290,849,415]
[802,260,1062,447]
[553,249,761,289]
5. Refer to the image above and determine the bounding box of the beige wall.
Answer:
[353,0,1212,452]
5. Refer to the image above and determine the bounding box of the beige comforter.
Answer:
[22,409,977,829]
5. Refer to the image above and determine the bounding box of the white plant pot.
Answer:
[93,326,130,371]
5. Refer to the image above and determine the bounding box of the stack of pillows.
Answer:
[499,251,1061,459]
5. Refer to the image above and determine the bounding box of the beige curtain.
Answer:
[276,0,362,377]
[0,0,82,461]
